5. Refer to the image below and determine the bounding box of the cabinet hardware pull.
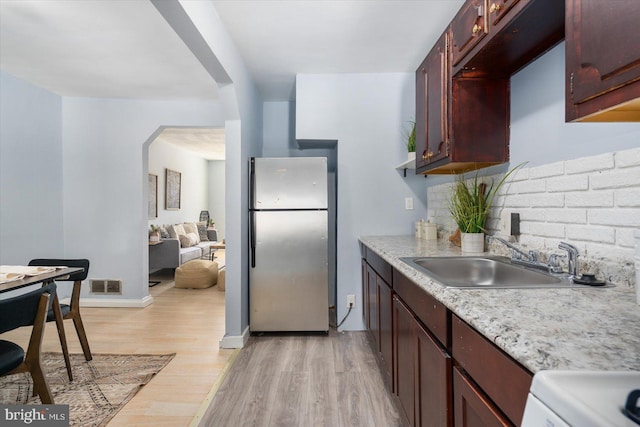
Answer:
[489,3,501,13]
[472,24,482,34]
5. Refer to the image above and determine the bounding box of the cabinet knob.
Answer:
[489,3,501,13]
[422,150,434,161]
[472,24,482,34]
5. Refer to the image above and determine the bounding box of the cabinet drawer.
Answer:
[452,315,532,425]
[393,269,449,348]
[365,247,393,285]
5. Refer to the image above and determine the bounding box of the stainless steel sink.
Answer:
[400,256,575,289]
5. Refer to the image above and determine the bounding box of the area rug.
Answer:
[0,352,175,426]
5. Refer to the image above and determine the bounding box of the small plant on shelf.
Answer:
[406,121,416,153]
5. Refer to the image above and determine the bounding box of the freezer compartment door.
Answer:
[252,157,328,210]
[250,210,329,331]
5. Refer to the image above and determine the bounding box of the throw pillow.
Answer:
[178,233,195,248]
[183,223,200,243]
[196,222,209,241]
[158,225,170,239]
[173,224,186,237]
[187,232,199,246]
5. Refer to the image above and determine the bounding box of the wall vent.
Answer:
[90,279,122,295]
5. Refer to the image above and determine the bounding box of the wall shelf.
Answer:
[396,153,416,177]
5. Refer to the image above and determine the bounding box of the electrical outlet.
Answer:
[405,197,414,210]
[347,294,356,308]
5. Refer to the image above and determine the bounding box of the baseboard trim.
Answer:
[77,295,154,308]
[219,325,250,349]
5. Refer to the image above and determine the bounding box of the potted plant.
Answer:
[448,164,524,252]
[149,225,160,242]
[406,121,416,161]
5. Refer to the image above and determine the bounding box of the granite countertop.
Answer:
[359,235,640,373]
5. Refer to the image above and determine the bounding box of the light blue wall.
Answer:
[295,73,429,330]
[0,72,64,264]
[294,43,639,331]
[207,160,225,240]
[510,42,639,166]
[61,97,224,301]
[148,138,210,227]
[178,0,263,344]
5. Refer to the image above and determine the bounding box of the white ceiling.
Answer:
[212,0,465,101]
[155,127,226,161]
[0,0,465,157]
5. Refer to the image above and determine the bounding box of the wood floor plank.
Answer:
[200,331,407,427]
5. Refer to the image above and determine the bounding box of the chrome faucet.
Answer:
[491,236,539,263]
[558,242,580,277]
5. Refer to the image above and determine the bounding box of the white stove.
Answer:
[521,370,640,427]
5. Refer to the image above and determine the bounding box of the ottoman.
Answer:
[175,260,218,289]
[217,268,225,291]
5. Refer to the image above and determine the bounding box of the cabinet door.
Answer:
[368,264,379,349]
[566,0,640,121]
[416,31,449,171]
[453,368,511,427]
[362,258,369,327]
[450,0,487,66]
[393,296,416,426]
[379,277,393,387]
[487,0,520,26]
[416,322,452,427]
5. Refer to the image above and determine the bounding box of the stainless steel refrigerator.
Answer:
[249,157,329,332]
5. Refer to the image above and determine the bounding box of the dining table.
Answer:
[0,265,85,381]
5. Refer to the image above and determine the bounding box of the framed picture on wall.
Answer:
[165,169,181,210]
[148,174,158,219]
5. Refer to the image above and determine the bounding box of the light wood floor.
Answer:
[199,331,407,427]
[1,251,233,427]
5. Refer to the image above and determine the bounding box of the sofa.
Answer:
[149,223,218,271]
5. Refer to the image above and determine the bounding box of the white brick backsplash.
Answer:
[616,187,640,207]
[565,152,614,174]
[615,147,640,168]
[511,167,529,182]
[425,148,639,276]
[616,228,638,248]
[518,208,547,222]
[566,225,615,244]
[546,175,589,192]
[565,191,614,208]
[521,222,566,238]
[529,162,564,179]
[505,193,565,208]
[503,179,546,195]
[590,168,640,190]
[544,208,587,224]
[589,209,640,227]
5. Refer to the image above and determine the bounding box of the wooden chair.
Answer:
[0,282,56,404]
[29,258,92,382]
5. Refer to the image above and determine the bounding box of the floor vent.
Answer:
[90,279,122,295]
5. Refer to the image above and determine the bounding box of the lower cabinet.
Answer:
[453,367,511,427]
[361,247,533,427]
[362,254,394,387]
[393,295,451,427]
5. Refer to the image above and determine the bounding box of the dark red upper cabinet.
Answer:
[452,0,564,77]
[565,0,640,122]
[450,0,488,67]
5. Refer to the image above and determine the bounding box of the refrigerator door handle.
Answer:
[250,157,256,210]
[250,210,256,268]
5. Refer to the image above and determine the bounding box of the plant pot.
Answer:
[149,232,160,242]
[408,151,416,162]
[461,232,485,253]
